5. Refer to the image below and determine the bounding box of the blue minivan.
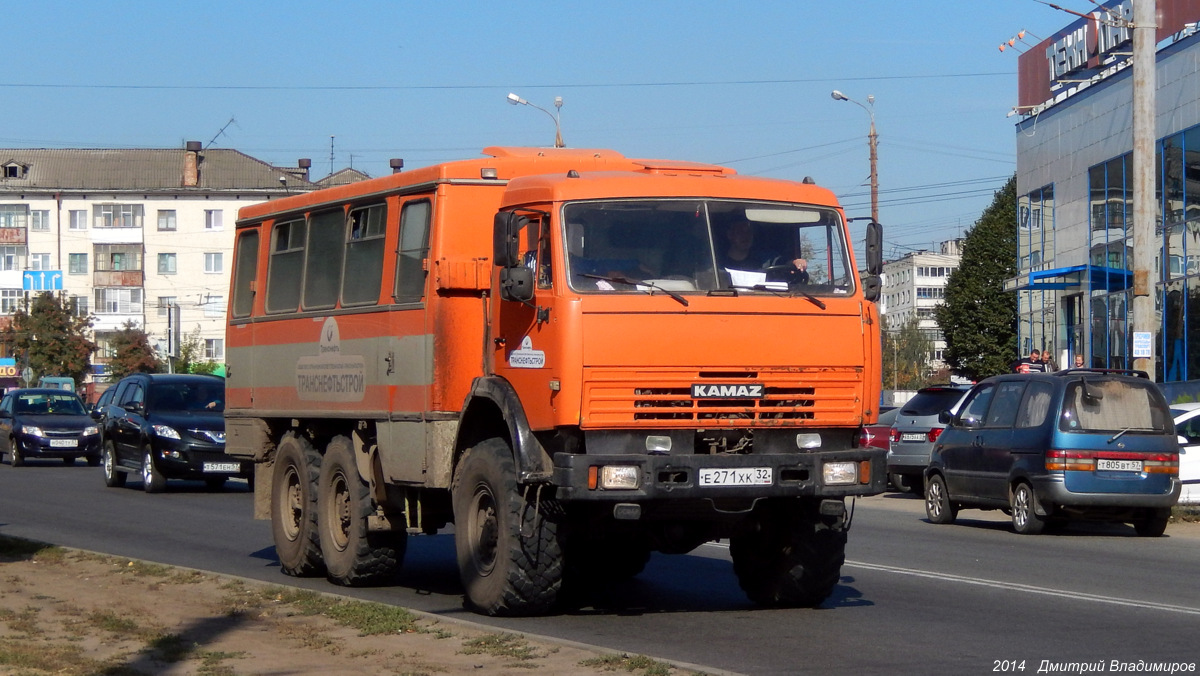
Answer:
[925,370,1180,536]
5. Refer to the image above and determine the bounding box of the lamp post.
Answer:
[506,93,564,148]
[831,90,878,223]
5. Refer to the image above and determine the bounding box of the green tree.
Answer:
[935,175,1018,381]
[108,321,161,378]
[882,317,934,390]
[172,325,218,374]
[1,292,95,386]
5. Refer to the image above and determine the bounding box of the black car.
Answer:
[100,373,250,492]
[0,388,101,466]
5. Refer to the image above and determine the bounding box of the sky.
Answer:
[4,1,1079,259]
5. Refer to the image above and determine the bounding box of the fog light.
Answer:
[823,461,858,485]
[164,450,184,460]
[796,433,822,449]
[600,465,640,490]
[645,435,672,454]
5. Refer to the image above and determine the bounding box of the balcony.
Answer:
[94,270,143,287]
[0,227,26,244]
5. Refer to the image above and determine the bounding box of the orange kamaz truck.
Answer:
[225,146,886,616]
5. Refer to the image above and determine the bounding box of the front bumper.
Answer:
[17,434,101,458]
[152,439,252,480]
[552,447,886,502]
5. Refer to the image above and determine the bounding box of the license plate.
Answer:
[49,439,77,448]
[900,432,925,442]
[1097,458,1143,472]
[203,462,241,473]
[698,467,772,487]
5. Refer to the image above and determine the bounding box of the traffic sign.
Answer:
[22,270,63,291]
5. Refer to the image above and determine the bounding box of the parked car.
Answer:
[0,388,101,466]
[100,373,250,492]
[859,407,899,452]
[925,370,1180,536]
[1170,401,1200,505]
[887,384,972,493]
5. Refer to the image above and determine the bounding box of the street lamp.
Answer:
[506,92,565,148]
[831,90,878,224]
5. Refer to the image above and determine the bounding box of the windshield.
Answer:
[15,393,86,416]
[563,200,853,295]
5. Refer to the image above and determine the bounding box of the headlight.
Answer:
[83,425,99,437]
[151,424,181,440]
[23,426,44,437]
[823,461,859,485]
[600,465,640,490]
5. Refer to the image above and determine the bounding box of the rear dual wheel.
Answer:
[271,433,325,577]
[317,436,405,586]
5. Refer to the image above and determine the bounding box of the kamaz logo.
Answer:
[691,384,765,399]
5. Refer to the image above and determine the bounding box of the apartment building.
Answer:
[879,239,963,368]
[0,141,319,383]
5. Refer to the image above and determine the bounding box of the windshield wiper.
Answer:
[728,283,826,310]
[582,274,689,307]
[1108,428,1132,444]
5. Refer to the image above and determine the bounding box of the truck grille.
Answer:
[583,368,863,426]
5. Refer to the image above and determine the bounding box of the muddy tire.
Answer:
[102,442,125,488]
[730,501,847,607]
[271,433,325,577]
[452,438,563,616]
[317,436,405,586]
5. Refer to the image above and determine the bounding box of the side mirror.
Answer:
[124,401,144,415]
[938,410,952,425]
[499,266,534,303]
[493,212,528,268]
[865,221,883,276]
[862,275,881,302]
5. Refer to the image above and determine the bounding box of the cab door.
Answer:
[110,381,146,467]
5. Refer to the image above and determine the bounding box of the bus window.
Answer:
[232,229,259,319]
[342,204,387,306]
[394,200,431,303]
[266,219,305,313]
[303,209,346,310]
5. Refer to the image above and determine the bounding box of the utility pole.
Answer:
[1131,0,1156,379]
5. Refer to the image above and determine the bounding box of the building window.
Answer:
[158,253,177,275]
[68,210,87,230]
[0,205,27,228]
[157,296,176,317]
[204,252,223,273]
[95,287,143,314]
[68,253,88,274]
[94,204,143,228]
[204,338,224,360]
[157,210,177,231]
[0,289,20,313]
[69,295,88,317]
[203,295,225,318]
[30,210,49,231]
[205,210,223,231]
[94,244,142,272]
[0,246,25,271]
[28,253,50,271]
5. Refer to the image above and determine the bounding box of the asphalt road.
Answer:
[2,460,1198,675]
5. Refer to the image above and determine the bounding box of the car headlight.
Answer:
[151,424,181,440]
[23,426,44,438]
[823,461,859,485]
[83,425,99,437]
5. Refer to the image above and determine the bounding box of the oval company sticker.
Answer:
[508,336,546,369]
[295,317,367,401]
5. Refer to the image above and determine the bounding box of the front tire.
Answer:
[10,441,23,467]
[452,438,563,616]
[730,500,847,607]
[142,446,167,493]
[317,436,405,586]
[924,474,957,524]
[271,433,325,577]
[1010,482,1046,535]
[102,442,125,488]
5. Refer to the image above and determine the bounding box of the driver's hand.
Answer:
[793,258,807,271]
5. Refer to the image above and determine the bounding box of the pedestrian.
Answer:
[1041,349,1058,372]
[1013,348,1047,373]
[1073,354,1085,369]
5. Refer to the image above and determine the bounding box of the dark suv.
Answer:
[100,373,250,492]
[924,370,1180,536]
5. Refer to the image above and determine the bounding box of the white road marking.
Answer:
[699,542,1200,616]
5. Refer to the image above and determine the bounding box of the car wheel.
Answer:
[1010,482,1046,535]
[141,446,167,493]
[10,440,23,467]
[317,436,405,586]
[1135,509,1170,537]
[729,501,847,608]
[924,474,957,524]
[103,442,126,488]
